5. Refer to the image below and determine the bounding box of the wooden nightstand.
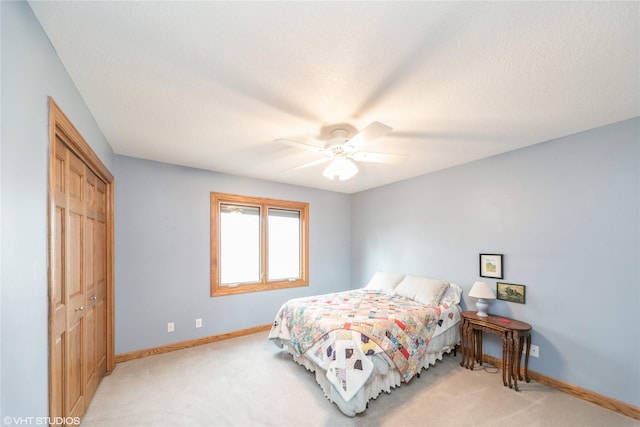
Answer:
[459,311,532,391]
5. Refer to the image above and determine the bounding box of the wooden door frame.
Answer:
[47,98,116,414]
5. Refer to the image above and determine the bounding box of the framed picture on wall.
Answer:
[479,253,503,279]
[497,282,526,304]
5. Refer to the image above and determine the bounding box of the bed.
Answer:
[268,272,463,416]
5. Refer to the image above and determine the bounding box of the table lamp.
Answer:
[468,281,495,317]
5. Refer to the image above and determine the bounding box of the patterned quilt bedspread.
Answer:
[269,289,445,401]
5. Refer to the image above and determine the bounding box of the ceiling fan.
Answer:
[274,121,406,181]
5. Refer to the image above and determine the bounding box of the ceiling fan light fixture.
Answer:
[322,156,358,181]
[277,120,393,182]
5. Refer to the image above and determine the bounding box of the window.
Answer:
[210,192,309,296]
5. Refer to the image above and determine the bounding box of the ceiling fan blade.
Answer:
[283,157,332,173]
[351,151,407,164]
[345,121,392,151]
[274,138,326,154]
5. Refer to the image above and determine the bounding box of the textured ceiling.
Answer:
[29,1,639,193]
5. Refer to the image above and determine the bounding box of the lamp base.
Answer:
[476,299,489,317]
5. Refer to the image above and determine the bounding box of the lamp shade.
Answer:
[323,156,358,181]
[468,281,495,317]
[468,281,495,299]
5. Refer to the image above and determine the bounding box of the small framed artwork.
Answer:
[479,253,503,279]
[497,282,526,304]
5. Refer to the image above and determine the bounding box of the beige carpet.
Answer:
[82,332,639,427]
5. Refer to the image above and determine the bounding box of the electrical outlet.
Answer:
[522,344,540,358]
[195,318,202,328]
[167,322,174,332]
[530,344,539,358]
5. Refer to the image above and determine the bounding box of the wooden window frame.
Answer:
[210,192,309,296]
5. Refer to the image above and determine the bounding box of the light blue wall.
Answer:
[2,0,638,419]
[114,155,351,354]
[0,1,115,419]
[351,118,640,407]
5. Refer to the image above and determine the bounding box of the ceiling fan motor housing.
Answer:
[327,128,351,150]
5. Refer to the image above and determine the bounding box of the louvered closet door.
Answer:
[50,137,108,424]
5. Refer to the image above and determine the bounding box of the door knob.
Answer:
[75,306,84,311]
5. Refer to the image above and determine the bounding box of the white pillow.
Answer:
[364,271,405,293]
[393,275,449,306]
[440,283,463,306]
